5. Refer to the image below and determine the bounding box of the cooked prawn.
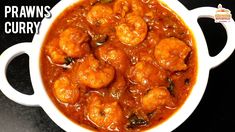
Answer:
[154,37,191,71]
[128,61,166,86]
[109,73,126,99]
[53,75,79,104]
[45,38,66,64]
[59,28,90,58]
[113,0,144,17]
[115,14,147,46]
[87,4,113,25]
[130,0,144,16]
[96,44,130,73]
[141,86,174,112]
[77,55,115,89]
[86,93,123,131]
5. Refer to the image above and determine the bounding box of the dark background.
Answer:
[0,0,234,132]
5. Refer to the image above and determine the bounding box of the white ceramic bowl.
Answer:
[0,0,235,131]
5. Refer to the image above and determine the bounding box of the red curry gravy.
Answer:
[40,0,197,131]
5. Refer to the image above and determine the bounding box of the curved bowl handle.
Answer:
[0,42,38,106]
[190,7,235,69]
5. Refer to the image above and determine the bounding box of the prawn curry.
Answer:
[40,0,197,131]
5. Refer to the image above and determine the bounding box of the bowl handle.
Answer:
[0,42,38,106]
[190,7,235,69]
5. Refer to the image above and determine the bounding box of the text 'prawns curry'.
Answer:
[40,0,197,131]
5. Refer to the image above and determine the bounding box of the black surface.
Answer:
[0,0,235,132]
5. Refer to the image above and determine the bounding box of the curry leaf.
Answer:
[93,34,108,46]
[184,78,190,85]
[64,57,74,65]
[127,114,148,129]
[167,78,175,96]
[100,0,113,4]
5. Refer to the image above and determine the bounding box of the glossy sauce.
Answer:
[40,0,197,131]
